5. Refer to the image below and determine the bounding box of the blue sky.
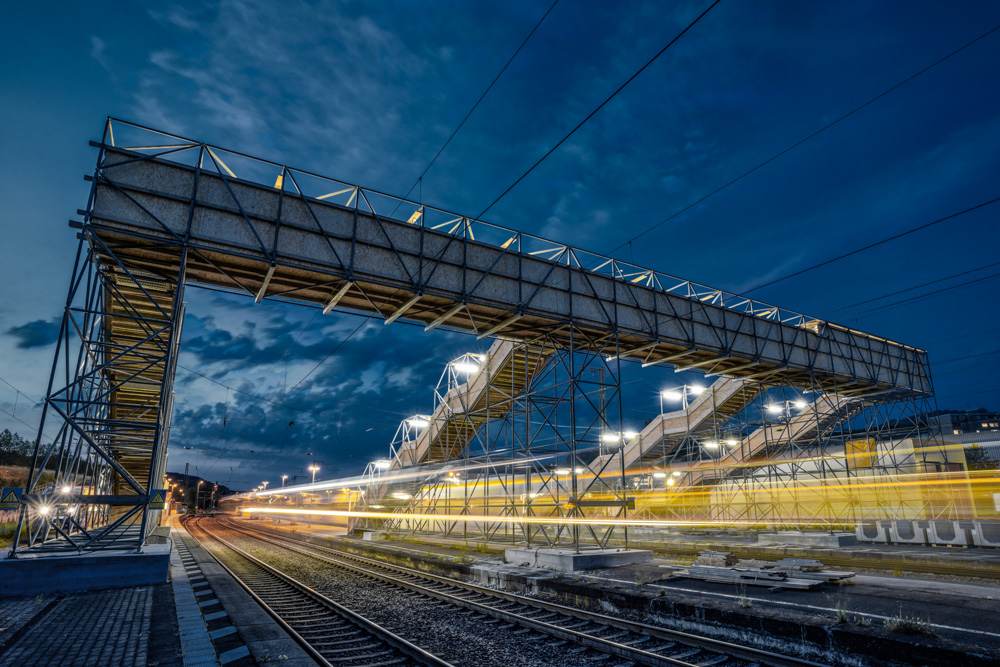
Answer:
[1,1,998,489]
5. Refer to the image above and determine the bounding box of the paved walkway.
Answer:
[0,586,156,667]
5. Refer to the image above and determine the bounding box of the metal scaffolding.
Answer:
[8,117,942,555]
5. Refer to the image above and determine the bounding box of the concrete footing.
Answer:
[504,547,653,571]
[0,543,171,596]
[757,531,858,548]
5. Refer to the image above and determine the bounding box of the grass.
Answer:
[834,604,849,624]
[884,607,936,637]
[0,522,26,548]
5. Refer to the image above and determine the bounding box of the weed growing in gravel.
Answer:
[736,585,752,608]
[476,542,489,553]
[885,610,936,636]
[33,595,43,607]
[834,604,849,624]
[855,616,871,627]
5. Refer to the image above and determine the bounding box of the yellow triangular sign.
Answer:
[1,491,17,504]
[150,492,164,504]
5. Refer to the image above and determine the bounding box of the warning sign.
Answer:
[0,487,24,510]
[148,489,168,510]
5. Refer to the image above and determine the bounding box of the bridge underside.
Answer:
[10,119,934,554]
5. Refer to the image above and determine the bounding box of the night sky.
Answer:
[1,1,998,490]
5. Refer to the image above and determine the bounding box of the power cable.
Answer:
[475,0,721,220]
[390,0,560,217]
[934,349,1000,365]
[822,260,1000,316]
[743,195,1000,294]
[612,23,1000,252]
[835,269,1000,321]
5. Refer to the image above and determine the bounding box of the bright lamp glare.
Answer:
[554,468,571,475]
[38,506,50,515]
[652,472,667,479]
[662,390,683,401]
[667,478,676,486]
[767,404,783,414]
[725,439,739,446]
[392,492,412,500]
[622,430,638,440]
[61,486,71,494]
[671,471,680,477]
[601,433,621,443]
[689,385,705,395]
[408,417,430,428]
[374,459,392,470]
[703,441,719,449]
[452,361,480,374]
[794,400,807,409]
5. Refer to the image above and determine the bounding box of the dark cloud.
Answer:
[6,317,60,349]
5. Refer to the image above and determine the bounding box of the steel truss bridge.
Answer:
[9,118,937,555]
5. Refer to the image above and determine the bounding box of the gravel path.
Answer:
[205,522,622,667]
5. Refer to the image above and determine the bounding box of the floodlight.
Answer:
[554,468,571,475]
[392,492,412,500]
[61,485,71,494]
[703,441,719,449]
[623,430,638,440]
[662,390,683,401]
[374,459,392,470]
[452,361,480,374]
[767,404,783,414]
[667,478,676,486]
[671,471,680,477]
[652,472,667,479]
[408,416,430,428]
[794,400,807,409]
[601,433,621,443]
[38,506,50,515]
[689,386,705,395]
[725,439,739,446]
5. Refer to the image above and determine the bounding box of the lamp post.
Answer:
[309,465,320,484]
[281,475,288,488]
[261,481,269,491]
[196,481,204,512]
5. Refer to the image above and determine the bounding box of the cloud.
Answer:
[6,318,60,349]
[90,36,109,71]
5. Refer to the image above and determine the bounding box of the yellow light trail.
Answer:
[243,506,770,528]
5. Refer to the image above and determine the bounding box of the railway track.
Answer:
[207,516,826,667]
[183,517,452,667]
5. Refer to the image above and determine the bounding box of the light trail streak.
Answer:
[242,506,768,528]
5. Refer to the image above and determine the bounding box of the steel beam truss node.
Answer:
[8,118,952,556]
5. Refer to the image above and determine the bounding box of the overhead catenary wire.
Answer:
[475,0,721,221]
[389,0,560,217]
[832,269,1000,321]
[612,23,1000,253]
[742,195,1000,294]
[822,260,1000,316]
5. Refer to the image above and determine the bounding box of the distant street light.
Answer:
[281,475,288,487]
[309,465,320,484]
[261,481,269,490]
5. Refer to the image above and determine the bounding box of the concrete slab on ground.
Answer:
[0,543,170,596]
[504,547,653,570]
